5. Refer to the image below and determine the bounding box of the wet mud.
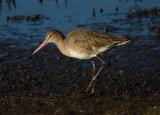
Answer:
[0,34,160,114]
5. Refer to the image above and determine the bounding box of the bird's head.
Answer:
[31,30,63,56]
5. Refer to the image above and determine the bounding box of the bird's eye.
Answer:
[49,35,52,37]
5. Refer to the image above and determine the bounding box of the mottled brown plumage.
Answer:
[65,29,129,58]
[32,28,130,92]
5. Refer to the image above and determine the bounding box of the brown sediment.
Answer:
[0,36,159,114]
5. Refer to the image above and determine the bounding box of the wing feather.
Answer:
[65,29,129,54]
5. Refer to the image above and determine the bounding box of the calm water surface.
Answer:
[0,0,159,48]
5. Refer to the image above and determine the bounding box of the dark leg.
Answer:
[86,56,105,92]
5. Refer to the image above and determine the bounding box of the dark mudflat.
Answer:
[0,35,159,114]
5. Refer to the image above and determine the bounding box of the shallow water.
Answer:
[0,0,159,48]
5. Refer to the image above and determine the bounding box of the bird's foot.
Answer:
[85,78,96,93]
[78,79,95,97]
[86,70,100,92]
[78,84,95,98]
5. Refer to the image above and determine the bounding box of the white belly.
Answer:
[67,46,110,60]
[67,49,96,59]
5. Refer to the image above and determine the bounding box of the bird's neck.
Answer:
[54,37,68,56]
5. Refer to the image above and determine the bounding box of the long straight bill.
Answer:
[32,39,48,56]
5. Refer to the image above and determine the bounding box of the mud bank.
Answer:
[0,35,159,114]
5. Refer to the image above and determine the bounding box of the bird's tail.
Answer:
[113,36,131,46]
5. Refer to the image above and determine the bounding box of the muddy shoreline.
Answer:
[0,36,160,114]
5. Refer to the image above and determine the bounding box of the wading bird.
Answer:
[32,29,130,92]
